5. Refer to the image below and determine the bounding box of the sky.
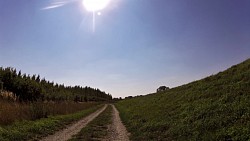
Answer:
[0,0,250,98]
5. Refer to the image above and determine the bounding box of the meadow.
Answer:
[116,59,250,140]
[0,103,102,141]
[0,99,99,125]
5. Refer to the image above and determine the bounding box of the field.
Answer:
[0,102,102,141]
[0,100,99,125]
[116,59,250,140]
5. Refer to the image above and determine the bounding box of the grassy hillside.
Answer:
[116,59,250,141]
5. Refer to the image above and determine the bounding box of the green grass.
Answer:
[0,105,103,141]
[69,105,113,141]
[116,58,250,141]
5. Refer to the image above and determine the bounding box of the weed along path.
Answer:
[106,104,130,141]
[40,104,107,141]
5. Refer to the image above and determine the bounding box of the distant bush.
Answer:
[156,86,169,92]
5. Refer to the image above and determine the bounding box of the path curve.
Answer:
[105,104,130,141]
[40,104,107,141]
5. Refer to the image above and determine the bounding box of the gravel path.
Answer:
[105,104,130,141]
[40,105,107,141]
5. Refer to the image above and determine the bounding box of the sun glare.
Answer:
[83,0,111,12]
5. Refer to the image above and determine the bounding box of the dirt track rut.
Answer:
[40,105,107,141]
[105,104,130,141]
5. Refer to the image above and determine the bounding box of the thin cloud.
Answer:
[41,0,75,10]
[41,4,65,10]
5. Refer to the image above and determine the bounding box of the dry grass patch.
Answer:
[0,100,99,125]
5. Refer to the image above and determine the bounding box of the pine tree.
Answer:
[0,81,3,91]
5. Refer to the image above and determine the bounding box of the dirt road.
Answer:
[105,104,130,141]
[39,104,130,141]
[40,105,107,141]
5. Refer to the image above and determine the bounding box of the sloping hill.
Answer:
[116,59,250,140]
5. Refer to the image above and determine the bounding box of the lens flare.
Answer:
[83,0,111,12]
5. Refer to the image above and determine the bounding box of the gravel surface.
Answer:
[104,104,130,141]
[40,105,107,141]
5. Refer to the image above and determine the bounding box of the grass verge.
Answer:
[116,59,250,140]
[0,104,103,141]
[69,105,112,141]
[0,101,100,125]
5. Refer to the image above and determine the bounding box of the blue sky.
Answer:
[0,0,250,98]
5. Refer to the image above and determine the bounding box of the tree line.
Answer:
[0,67,112,102]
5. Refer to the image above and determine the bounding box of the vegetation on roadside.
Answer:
[0,101,99,125]
[0,105,102,141]
[116,58,250,140]
[70,105,113,141]
[0,67,112,140]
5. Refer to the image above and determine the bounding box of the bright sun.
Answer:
[83,0,111,12]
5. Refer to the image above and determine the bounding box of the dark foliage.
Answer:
[156,86,169,92]
[0,67,112,102]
